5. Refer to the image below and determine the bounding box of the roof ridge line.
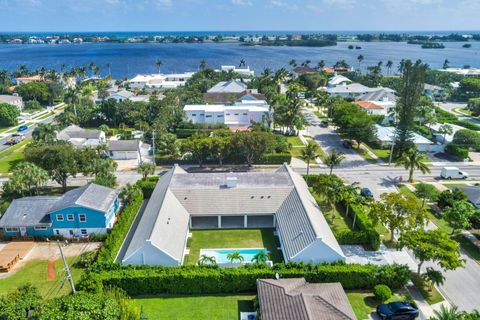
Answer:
[311,295,354,320]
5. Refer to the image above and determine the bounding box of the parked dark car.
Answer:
[342,140,352,149]
[320,120,329,128]
[360,187,373,198]
[376,301,419,320]
[17,125,28,132]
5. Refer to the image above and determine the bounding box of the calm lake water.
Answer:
[0,41,479,78]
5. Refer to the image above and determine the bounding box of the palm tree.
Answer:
[423,267,445,291]
[300,141,320,180]
[0,69,9,85]
[386,60,393,75]
[156,59,163,73]
[65,86,81,116]
[395,147,431,183]
[340,183,361,227]
[32,123,57,143]
[431,305,462,320]
[357,54,364,71]
[106,63,112,76]
[198,255,216,266]
[438,124,453,145]
[261,68,271,78]
[301,60,311,67]
[239,59,246,68]
[443,59,450,69]
[88,62,96,77]
[226,251,244,264]
[317,60,325,70]
[289,59,297,68]
[199,59,207,70]
[251,251,269,264]
[325,149,345,175]
[137,163,156,180]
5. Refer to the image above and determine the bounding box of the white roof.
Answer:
[207,80,248,93]
[184,103,269,113]
[184,104,225,112]
[326,83,373,94]
[0,95,22,103]
[375,125,433,145]
[328,74,351,86]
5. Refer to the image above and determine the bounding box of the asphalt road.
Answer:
[0,114,55,152]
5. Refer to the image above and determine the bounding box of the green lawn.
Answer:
[0,257,85,298]
[134,294,256,320]
[0,138,31,173]
[286,136,304,147]
[347,289,412,320]
[411,273,444,305]
[356,147,379,164]
[365,144,391,163]
[184,229,282,265]
[290,146,305,158]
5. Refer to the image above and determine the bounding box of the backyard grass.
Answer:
[134,294,256,320]
[356,147,379,164]
[0,257,84,298]
[286,136,304,147]
[347,289,412,320]
[290,146,305,158]
[184,229,282,265]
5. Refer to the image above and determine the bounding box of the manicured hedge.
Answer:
[348,204,381,251]
[258,153,292,164]
[96,193,144,264]
[445,143,469,160]
[334,230,370,245]
[78,263,410,295]
[136,176,159,198]
[176,128,213,138]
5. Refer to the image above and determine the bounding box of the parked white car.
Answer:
[440,167,469,179]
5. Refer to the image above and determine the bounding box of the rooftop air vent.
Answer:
[226,176,238,188]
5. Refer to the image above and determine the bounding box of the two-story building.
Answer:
[0,184,119,238]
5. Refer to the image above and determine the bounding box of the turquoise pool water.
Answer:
[200,248,267,264]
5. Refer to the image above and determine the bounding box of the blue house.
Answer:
[0,184,119,238]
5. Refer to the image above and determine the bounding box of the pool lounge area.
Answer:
[200,248,268,265]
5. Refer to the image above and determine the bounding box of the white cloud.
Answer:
[269,0,298,10]
[231,0,252,6]
[153,0,172,7]
[322,0,357,9]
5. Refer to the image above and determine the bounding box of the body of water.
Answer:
[0,41,479,78]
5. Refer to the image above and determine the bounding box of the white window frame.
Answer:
[5,227,19,232]
[80,229,87,235]
[79,214,87,222]
[56,214,64,221]
[67,214,74,221]
[34,226,48,230]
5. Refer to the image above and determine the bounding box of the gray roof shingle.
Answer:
[108,140,139,152]
[457,186,480,208]
[257,278,356,320]
[49,184,118,213]
[0,197,59,228]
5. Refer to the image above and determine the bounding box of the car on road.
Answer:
[17,125,28,132]
[376,301,419,320]
[6,133,25,145]
[342,140,352,149]
[320,120,329,128]
[360,187,373,198]
[440,167,469,180]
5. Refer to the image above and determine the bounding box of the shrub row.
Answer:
[155,153,291,165]
[96,193,144,264]
[176,128,213,138]
[78,263,410,295]
[334,230,370,245]
[135,176,159,199]
[348,204,381,251]
[445,143,469,160]
[257,153,292,164]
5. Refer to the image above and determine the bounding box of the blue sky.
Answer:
[0,0,478,32]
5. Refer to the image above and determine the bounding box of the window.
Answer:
[79,214,87,222]
[80,229,87,235]
[34,226,48,230]
[192,113,197,116]
[55,230,60,235]
[226,113,230,116]
[5,227,19,232]
[205,115,212,118]
[56,214,64,221]
[69,230,74,235]
[217,115,223,118]
[243,113,248,116]
[234,113,239,116]
[67,214,74,221]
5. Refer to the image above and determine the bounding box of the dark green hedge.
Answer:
[334,230,370,245]
[96,193,144,264]
[135,176,159,198]
[348,204,381,250]
[258,153,292,164]
[176,128,213,138]
[445,143,469,160]
[78,263,410,295]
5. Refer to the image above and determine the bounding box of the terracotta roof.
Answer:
[323,67,335,74]
[257,278,356,320]
[355,101,384,110]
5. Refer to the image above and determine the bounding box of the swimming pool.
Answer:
[199,248,267,264]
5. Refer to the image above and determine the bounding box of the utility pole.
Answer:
[57,240,76,294]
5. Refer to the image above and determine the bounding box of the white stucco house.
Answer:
[327,74,352,87]
[219,65,255,77]
[119,164,345,266]
[108,140,151,163]
[184,100,271,127]
[57,125,106,148]
[0,95,24,110]
[375,125,442,152]
[129,72,195,90]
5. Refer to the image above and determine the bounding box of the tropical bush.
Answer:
[347,204,381,250]
[373,284,392,302]
[258,153,292,164]
[73,251,98,268]
[78,262,410,295]
[136,176,159,198]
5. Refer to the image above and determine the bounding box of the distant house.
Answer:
[325,83,387,98]
[14,75,43,85]
[424,83,446,101]
[184,100,271,128]
[108,140,150,163]
[57,125,106,148]
[219,65,255,77]
[0,184,119,238]
[0,95,24,110]
[120,164,345,266]
[257,278,356,320]
[327,74,352,87]
[129,72,195,90]
[292,66,317,78]
[355,89,397,118]
[355,101,386,115]
[203,80,266,104]
[456,186,480,209]
[427,123,465,144]
[375,125,441,152]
